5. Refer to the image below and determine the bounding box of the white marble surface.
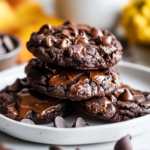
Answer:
[0,131,150,150]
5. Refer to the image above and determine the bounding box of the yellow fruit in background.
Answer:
[121,0,150,45]
[132,14,147,28]
[0,1,16,30]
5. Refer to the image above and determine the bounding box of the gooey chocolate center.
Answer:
[7,88,60,118]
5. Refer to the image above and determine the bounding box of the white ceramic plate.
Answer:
[0,61,150,145]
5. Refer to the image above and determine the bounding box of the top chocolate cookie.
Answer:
[27,21,123,70]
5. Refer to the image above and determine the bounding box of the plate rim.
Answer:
[0,61,150,132]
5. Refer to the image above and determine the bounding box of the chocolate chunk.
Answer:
[21,119,35,125]
[72,117,89,128]
[100,36,112,46]
[50,146,65,150]
[55,38,70,49]
[63,20,76,25]
[46,35,53,47]
[118,89,135,102]
[75,36,89,44]
[7,79,23,92]
[114,135,132,150]
[3,35,15,52]
[0,46,6,55]
[39,24,52,34]
[54,116,67,128]
[140,100,150,108]
[89,27,103,37]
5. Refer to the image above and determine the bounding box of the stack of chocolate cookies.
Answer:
[1,21,150,124]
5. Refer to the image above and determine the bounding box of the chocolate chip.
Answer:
[3,35,15,52]
[118,89,135,102]
[0,46,6,55]
[8,79,23,92]
[140,100,150,108]
[55,38,70,49]
[100,36,112,46]
[50,146,65,150]
[46,35,53,47]
[75,36,89,44]
[63,20,76,25]
[21,119,35,125]
[72,117,89,128]
[54,116,67,128]
[39,24,52,34]
[114,135,132,150]
[68,48,73,57]
[89,27,103,37]
[20,78,29,87]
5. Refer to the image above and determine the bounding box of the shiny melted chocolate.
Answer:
[7,88,60,118]
[46,63,106,86]
[84,97,116,117]
[38,21,112,48]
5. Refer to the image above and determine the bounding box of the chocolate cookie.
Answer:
[26,21,123,70]
[25,59,122,101]
[0,78,72,124]
[73,85,150,122]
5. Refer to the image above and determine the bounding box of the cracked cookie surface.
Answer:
[25,58,122,101]
[73,85,150,122]
[26,21,123,70]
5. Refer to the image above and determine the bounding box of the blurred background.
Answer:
[0,0,150,71]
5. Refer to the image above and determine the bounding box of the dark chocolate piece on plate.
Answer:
[26,21,123,70]
[25,58,121,101]
[114,135,132,150]
[72,117,89,128]
[54,116,67,128]
[21,119,35,125]
[50,146,65,150]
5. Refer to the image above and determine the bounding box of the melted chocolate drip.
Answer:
[7,88,60,118]
[47,64,106,86]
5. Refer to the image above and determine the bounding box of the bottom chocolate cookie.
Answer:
[0,78,73,124]
[74,85,150,122]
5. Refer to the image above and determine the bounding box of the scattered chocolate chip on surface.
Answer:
[54,116,67,128]
[114,135,132,150]
[72,117,89,128]
[21,119,35,125]
[50,146,65,150]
